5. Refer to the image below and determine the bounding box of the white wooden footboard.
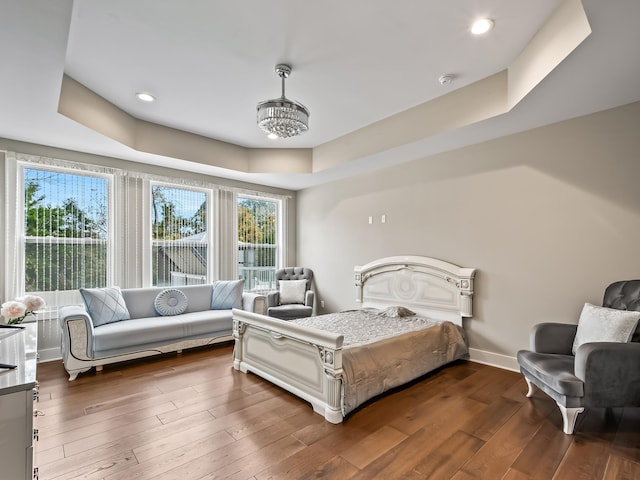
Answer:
[232,256,476,423]
[232,309,345,423]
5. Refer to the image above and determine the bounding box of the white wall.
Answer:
[297,101,640,370]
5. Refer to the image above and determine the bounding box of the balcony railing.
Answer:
[238,266,276,292]
[169,271,207,286]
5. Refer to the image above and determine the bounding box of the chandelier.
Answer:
[256,64,309,138]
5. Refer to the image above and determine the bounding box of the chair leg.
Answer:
[557,403,584,434]
[524,377,537,398]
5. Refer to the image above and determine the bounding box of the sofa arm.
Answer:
[574,342,640,407]
[305,290,315,308]
[242,292,266,315]
[266,291,279,308]
[530,322,577,355]
[59,305,95,361]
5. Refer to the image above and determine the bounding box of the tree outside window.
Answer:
[23,168,108,292]
[237,196,279,291]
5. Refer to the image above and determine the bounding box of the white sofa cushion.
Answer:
[92,310,232,357]
[122,284,214,318]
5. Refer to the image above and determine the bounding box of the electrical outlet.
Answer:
[320,300,325,308]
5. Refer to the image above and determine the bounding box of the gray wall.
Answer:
[297,101,640,368]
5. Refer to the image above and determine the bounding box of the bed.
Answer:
[232,255,476,423]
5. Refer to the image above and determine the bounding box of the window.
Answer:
[151,184,208,286]
[237,195,280,291]
[22,167,109,292]
[5,152,289,302]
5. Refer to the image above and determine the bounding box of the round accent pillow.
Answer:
[154,288,188,316]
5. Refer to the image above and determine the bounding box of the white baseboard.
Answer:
[37,345,520,372]
[38,347,62,363]
[468,348,519,372]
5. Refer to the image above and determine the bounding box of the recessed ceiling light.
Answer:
[136,92,155,102]
[471,18,494,35]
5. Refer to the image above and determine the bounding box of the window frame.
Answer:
[236,193,283,292]
[148,180,213,287]
[17,162,115,297]
[4,152,290,306]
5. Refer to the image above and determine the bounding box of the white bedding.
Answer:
[291,308,440,347]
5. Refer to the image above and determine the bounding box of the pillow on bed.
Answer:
[279,279,307,304]
[377,306,416,317]
[154,288,188,316]
[572,303,640,354]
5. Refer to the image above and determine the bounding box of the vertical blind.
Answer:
[151,184,208,286]
[23,166,109,292]
[4,151,288,303]
[237,194,279,292]
[3,151,289,361]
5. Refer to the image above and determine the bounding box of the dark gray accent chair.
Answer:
[267,267,314,320]
[517,280,640,434]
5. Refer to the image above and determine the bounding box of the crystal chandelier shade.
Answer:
[257,64,309,138]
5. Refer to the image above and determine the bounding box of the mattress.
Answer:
[293,307,469,414]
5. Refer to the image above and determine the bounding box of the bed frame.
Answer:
[232,255,476,423]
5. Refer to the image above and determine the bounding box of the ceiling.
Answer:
[2,0,640,190]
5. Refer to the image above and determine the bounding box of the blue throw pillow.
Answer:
[154,288,188,316]
[80,286,130,327]
[211,279,244,310]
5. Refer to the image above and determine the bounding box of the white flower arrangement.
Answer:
[1,295,46,324]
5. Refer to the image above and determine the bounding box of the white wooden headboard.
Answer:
[354,255,477,326]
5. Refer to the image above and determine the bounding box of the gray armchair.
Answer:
[267,267,314,320]
[517,280,640,434]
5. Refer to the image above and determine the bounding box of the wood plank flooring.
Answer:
[34,343,640,480]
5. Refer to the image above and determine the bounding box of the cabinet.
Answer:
[0,322,38,479]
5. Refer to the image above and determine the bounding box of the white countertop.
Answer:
[0,322,38,394]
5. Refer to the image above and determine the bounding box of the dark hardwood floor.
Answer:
[34,343,640,480]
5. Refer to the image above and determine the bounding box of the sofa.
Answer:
[517,280,640,434]
[59,281,265,380]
